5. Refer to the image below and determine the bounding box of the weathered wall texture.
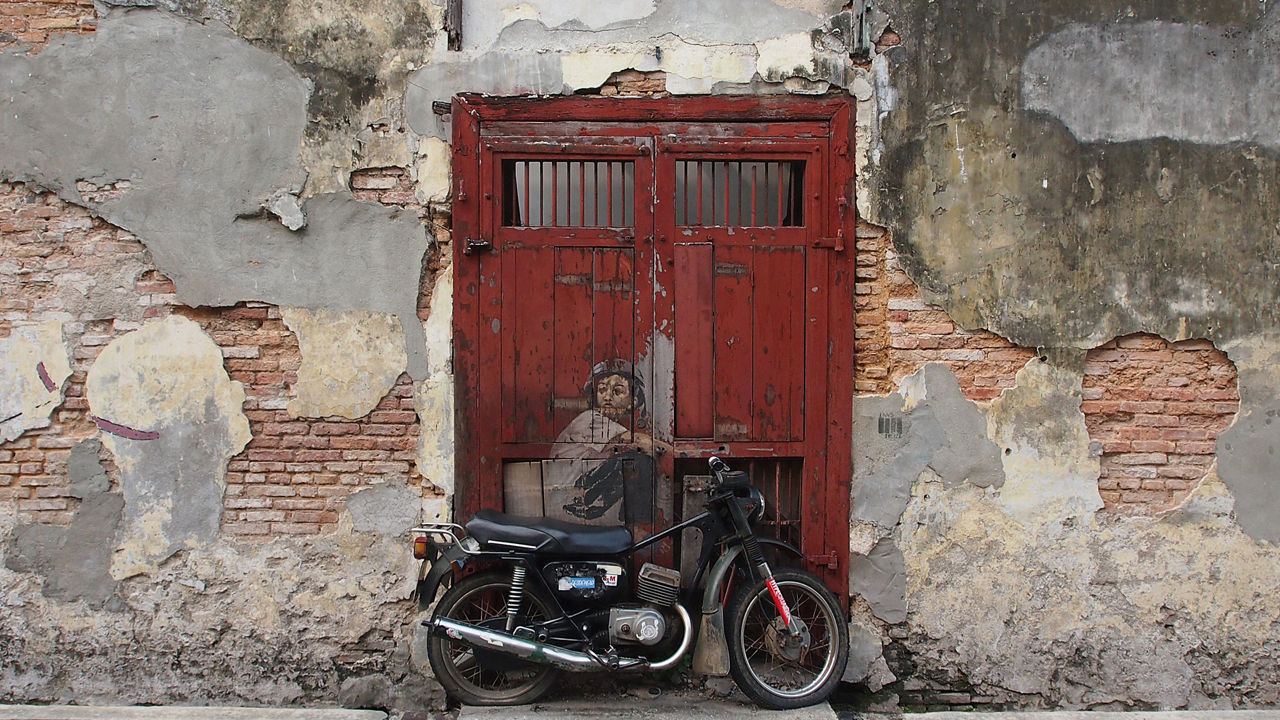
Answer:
[843,0,1280,710]
[3,0,1280,713]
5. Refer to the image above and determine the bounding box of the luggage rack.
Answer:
[410,523,482,555]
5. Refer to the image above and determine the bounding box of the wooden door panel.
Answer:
[750,246,806,442]
[502,245,557,444]
[552,248,595,435]
[674,243,714,438]
[712,244,754,441]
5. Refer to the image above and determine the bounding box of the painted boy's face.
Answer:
[594,374,633,421]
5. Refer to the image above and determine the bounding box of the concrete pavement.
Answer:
[0,709,387,720]
[6,704,1280,720]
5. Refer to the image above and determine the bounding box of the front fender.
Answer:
[691,537,804,676]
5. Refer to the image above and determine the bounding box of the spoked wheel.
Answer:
[426,570,561,706]
[725,568,849,709]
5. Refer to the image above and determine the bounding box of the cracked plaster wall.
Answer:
[847,3,1280,704]
[851,362,1280,708]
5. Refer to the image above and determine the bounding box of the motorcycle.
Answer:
[410,457,849,709]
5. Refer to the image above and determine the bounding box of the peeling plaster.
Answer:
[414,136,453,205]
[0,321,71,443]
[850,357,1280,706]
[85,316,251,578]
[416,266,454,497]
[0,11,433,379]
[405,0,854,138]
[1,522,439,707]
[896,467,1280,707]
[876,0,1280,353]
[280,307,408,420]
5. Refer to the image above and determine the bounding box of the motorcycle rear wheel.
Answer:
[426,570,561,706]
[725,568,849,710]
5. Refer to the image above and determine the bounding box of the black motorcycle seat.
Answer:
[465,510,633,555]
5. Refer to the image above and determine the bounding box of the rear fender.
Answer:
[415,543,468,612]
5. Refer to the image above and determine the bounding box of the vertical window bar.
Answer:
[522,161,530,226]
[696,162,704,226]
[624,162,634,227]
[607,162,615,227]
[578,160,586,225]
[552,161,560,227]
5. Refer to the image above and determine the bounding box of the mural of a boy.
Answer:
[550,359,668,525]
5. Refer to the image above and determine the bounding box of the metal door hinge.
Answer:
[464,238,492,255]
[814,237,845,251]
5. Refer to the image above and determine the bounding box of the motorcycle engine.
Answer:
[609,606,667,646]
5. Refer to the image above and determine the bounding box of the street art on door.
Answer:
[552,359,665,526]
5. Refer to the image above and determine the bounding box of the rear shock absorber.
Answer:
[505,565,527,632]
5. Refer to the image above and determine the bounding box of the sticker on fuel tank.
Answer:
[559,577,596,590]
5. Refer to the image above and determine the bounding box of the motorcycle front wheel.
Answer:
[725,568,849,710]
[426,570,561,706]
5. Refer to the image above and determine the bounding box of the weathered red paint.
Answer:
[452,95,854,596]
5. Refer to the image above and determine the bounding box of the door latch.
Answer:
[464,238,492,255]
[807,552,839,570]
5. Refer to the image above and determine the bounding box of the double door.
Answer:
[452,97,854,591]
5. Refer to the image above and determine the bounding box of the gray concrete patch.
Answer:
[851,363,1004,531]
[0,11,431,378]
[4,490,124,608]
[346,481,421,536]
[1216,337,1280,543]
[1023,21,1280,148]
[848,537,906,624]
[67,439,110,499]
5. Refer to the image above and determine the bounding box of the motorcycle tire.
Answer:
[426,570,561,706]
[725,568,849,710]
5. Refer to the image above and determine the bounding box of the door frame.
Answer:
[451,94,855,593]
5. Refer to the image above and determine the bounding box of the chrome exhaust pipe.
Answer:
[427,604,692,673]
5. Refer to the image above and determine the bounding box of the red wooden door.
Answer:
[453,97,854,592]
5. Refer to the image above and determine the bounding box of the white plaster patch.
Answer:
[422,265,453,377]
[661,40,756,85]
[561,49,655,89]
[281,307,408,420]
[0,321,71,443]
[415,373,455,496]
[755,31,817,80]
[86,315,251,579]
[987,358,1103,525]
[466,0,658,52]
[415,136,453,204]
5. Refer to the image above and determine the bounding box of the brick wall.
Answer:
[853,222,1240,515]
[1083,334,1238,513]
[0,0,96,52]
[1,175,436,535]
[0,182,154,525]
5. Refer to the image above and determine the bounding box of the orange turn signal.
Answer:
[412,536,430,559]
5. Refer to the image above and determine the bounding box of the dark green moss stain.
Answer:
[875,0,1276,349]
[224,0,437,139]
